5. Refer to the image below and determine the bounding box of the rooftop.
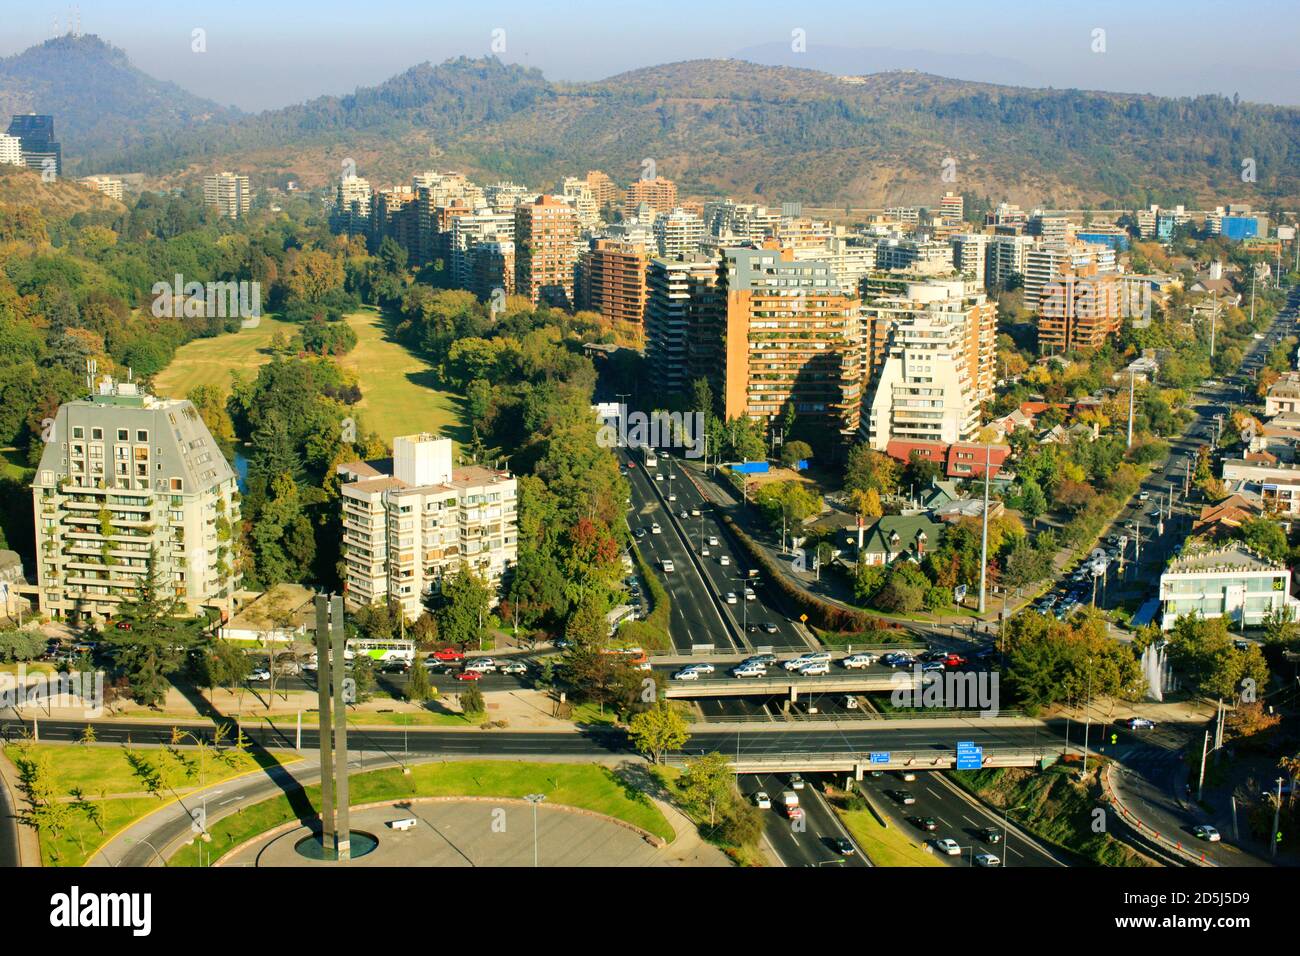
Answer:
[1164,542,1282,575]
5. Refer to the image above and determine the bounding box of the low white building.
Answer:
[1159,542,1298,630]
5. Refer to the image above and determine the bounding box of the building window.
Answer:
[136,430,148,443]
[117,429,128,441]
[92,428,103,440]
[72,427,83,439]
[170,478,183,492]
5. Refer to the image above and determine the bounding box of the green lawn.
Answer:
[833,802,945,867]
[0,446,32,481]
[168,760,674,866]
[152,314,299,401]
[336,307,466,447]
[3,741,295,798]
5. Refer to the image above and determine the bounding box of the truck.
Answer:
[781,790,801,817]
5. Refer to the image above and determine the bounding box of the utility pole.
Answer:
[1197,730,1210,801]
[1210,294,1218,358]
[1250,269,1257,326]
[1081,662,1094,778]
[1126,370,1135,448]
[1272,777,1284,858]
[978,442,991,614]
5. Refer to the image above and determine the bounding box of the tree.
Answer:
[844,444,900,496]
[778,440,813,469]
[432,565,492,648]
[627,704,689,764]
[459,680,485,716]
[407,654,433,703]
[1239,517,1289,564]
[681,752,734,827]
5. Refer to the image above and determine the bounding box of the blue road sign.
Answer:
[870,752,890,764]
[955,741,983,770]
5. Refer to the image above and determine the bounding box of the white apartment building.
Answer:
[1159,542,1298,630]
[0,133,22,167]
[654,207,706,258]
[559,177,601,230]
[484,181,535,214]
[32,377,241,621]
[1023,241,1116,311]
[985,234,1034,289]
[79,175,124,201]
[1221,457,1300,517]
[338,435,518,621]
[810,234,878,296]
[864,279,993,450]
[203,171,252,219]
[331,174,372,236]
[450,208,515,289]
[951,233,990,282]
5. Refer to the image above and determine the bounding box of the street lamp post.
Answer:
[524,792,545,867]
[1003,803,1029,868]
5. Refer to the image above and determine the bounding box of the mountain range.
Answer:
[2,34,1298,210]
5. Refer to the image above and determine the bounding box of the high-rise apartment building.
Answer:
[559,177,601,230]
[654,207,706,258]
[450,208,515,290]
[937,191,965,223]
[514,195,580,309]
[584,170,620,210]
[1023,241,1116,311]
[0,133,24,167]
[951,233,990,282]
[645,255,720,398]
[985,234,1034,289]
[578,239,649,328]
[203,172,252,219]
[625,176,678,215]
[338,434,518,621]
[7,114,61,177]
[331,175,372,236]
[715,246,863,443]
[469,240,515,301]
[863,279,995,450]
[1037,265,1123,353]
[32,377,242,621]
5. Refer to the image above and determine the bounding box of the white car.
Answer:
[733,665,767,679]
[753,791,772,809]
[686,662,715,674]
[700,546,711,557]
[1193,825,1221,842]
[249,667,271,682]
[464,658,497,673]
[655,473,664,482]
[497,660,527,675]
[932,838,961,856]
[671,668,700,681]
[842,653,878,669]
[743,588,756,601]
[651,523,661,534]
[668,493,677,502]
[690,508,701,517]
[725,592,738,604]
[719,555,731,566]
[798,661,831,676]
[707,536,719,546]
[974,852,1001,867]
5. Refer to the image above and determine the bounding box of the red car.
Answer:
[454,669,483,681]
[433,647,465,662]
[943,654,967,668]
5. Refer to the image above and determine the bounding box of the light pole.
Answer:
[1002,803,1029,868]
[524,792,545,867]
[1081,660,1094,778]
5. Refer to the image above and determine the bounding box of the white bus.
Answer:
[344,638,416,664]
[642,446,658,468]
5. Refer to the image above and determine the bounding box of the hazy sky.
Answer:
[7,0,1299,110]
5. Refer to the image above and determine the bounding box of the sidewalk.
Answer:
[0,747,41,866]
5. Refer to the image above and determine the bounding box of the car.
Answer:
[787,806,805,823]
[498,660,527,675]
[868,770,885,778]
[455,669,483,681]
[650,523,662,534]
[743,588,756,601]
[942,653,967,668]
[719,555,731,566]
[978,826,1002,844]
[932,838,961,856]
[115,620,132,630]
[678,511,688,520]
[881,653,915,668]
[690,508,701,517]
[908,815,939,831]
[700,546,711,556]
[974,852,1001,867]
[634,528,647,539]
[464,658,497,672]
[1193,825,1221,842]
[896,770,917,782]
[380,659,410,673]
[762,622,779,634]
[249,667,271,682]
[843,695,859,710]
[747,624,760,633]
[669,473,677,480]
[789,773,805,790]
[890,790,916,805]
[686,662,715,674]
[841,653,878,669]
[707,536,719,546]
[654,473,663,481]
[783,655,815,671]
[725,592,738,604]
[1148,509,1162,519]
[1138,491,1150,501]
[753,791,772,809]
[920,660,945,673]
[733,665,767,678]
[433,647,466,662]
[671,668,700,681]
[661,559,675,573]
[668,494,677,502]
[1126,717,1156,730]
[1232,639,1252,651]
[830,837,855,856]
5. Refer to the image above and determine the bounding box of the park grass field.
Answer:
[336,307,465,448]
[152,307,464,450]
[152,314,298,401]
